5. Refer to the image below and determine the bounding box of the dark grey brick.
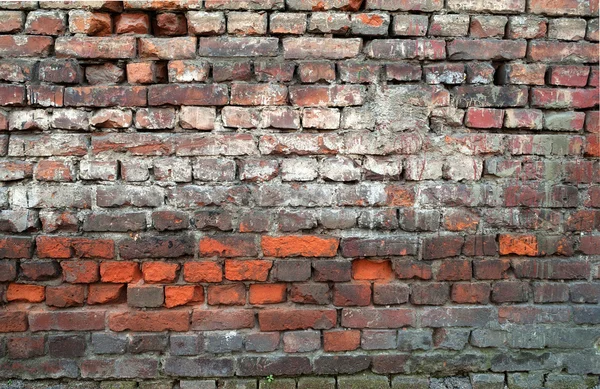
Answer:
[170,334,203,355]
[272,260,311,282]
[245,332,280,353]
[338,374,390,389]
[361,330,397,350]
[506,372,544,389]
[205,332,244,353]
[180,380,217,389]
[397,329,432,351]
[391,376,428,389]
[128,333,168,354]
[218,379,258,389]
[470,373,504,389]
[92,333,128,355]
[433,328,470,350]
[164,357,234,377]
[48,335,86,358]
[127,285,164,308]
[297,377,335,389]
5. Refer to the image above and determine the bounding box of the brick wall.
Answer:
[0,0,599,388]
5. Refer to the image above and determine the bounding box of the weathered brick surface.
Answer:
[0,1,597,385]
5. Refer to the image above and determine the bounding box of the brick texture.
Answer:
[0,0,598,386]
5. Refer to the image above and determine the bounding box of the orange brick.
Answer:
[183,262,222,283]
[165,285,204,308]
[100,261,141,283]
[142,262,179,283]
[7,283,45,303]
[249,283,287,305]
[261,235,339,257]
[499,234,539,256]
[224,260,272,281]
[352,259,393,281]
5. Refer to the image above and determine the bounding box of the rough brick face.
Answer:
[0,1,597,386]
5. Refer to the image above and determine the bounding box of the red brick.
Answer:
[585,134,600,157]
[139,37,196,59]
[231,83,288,106]
[513,258,590,280]
[437,260,472,281]
[474,259,511,280]
[0,311,28,333]
[7,335,45,359]
[533,283,569,303]
[498,306,571,324]
[451,283,490,304]
[492,281,529,303]
[69,11,112,36]
[28,310,105,331]
[0,35,53,57]
[289,85,365,107]
[323,330,361,352]
[411,283,449,305]
[56,37,136,59]
[153,12,187,36]
[548,65,590,87]
[61,261,99,283]
[289,283,331,305]
[127,62,156,84]
[200,235,258,257]
[0,260,17,282]
[148,84,228,106]
[333,283,371,306]
[422,235,464,260]
[88,283,125,304]
[64,86,147,107]
[298,61,336,83]
[447,39,526,60]
[283,37,361,59]
[365,39,446,60]
[498,63,546,85]
[207,284,246,305]
[529,0,592,15]
[395,261,432,280]
[25,11,66,35]
[191,308,255,330]
[198,36,278,57]
[259,309,337,330]
[34,160,74,181]
[115,12,150,34]
[109,310,190,332]
[0,84,26,106]
[528,41,599,63]
[465,108,504,129]
[580,236,600,255]
[0,237,32,258]
[262,235,339,257]
[46,284,85,308]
